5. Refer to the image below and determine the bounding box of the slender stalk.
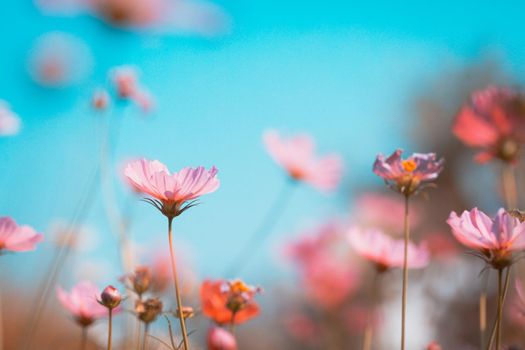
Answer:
[0,286,4,350]
[502,164,518,209]
[142,323,150,350]
[363,273,380,350]
[487,267,511,350]
[400,195,410,350]
[107,309,113,350]
[167,217,190,350]
[480,270,489,350]
[224,178,296,276]
[495,269,503,350]
[81,327,87,350]
[229,313,236,334]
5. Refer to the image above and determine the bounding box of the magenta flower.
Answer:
[0,101,21,137]
[447,208,525,269]
[348,227,430,272]
[124,158,219,218]
[0,217,43,253]
[453,86,525,163]
[373,149,443,196]
[57,282,107,327]
[263,130,343,192]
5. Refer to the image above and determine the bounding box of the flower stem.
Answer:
[480,270,489,350]
[400,195,410,350]
[142,323,149,350]
[168,217,190,350]
[487,267,511,350]
[224,178,296,277]
[502,164,518,209]
[495,269,503,350]
[81,327,87,350]
[107,309,113,350]
[363,273,380,350]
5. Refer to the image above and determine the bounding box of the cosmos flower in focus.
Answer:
[348,227,430,272]
[27,32,93,88]
[124,158,220,218]
[201,279,260,325]
[0,101,21,136]
[373,149,443,196]
[263,130,343,192]
[0,217,43,253]
[453,86,525,163]
[207,327,238,350]
[447,208,525,269]
[57,281,107,327]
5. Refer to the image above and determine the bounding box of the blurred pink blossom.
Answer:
[109,66,154,112]
[425,231,460,260]
[0,217,43,253]
[263,130,343,192]
[352,192,421,233]
[453,86,525,163]
[348,226,430,271]
[373,149,443,196]
[0,101,21,136]
[124,158,219,217]
[426,341,442,350]
[207,327,237,350]
[57,281,107,327]
[91,89,110,110]
[27,32,93,88]
[447,208,525,269]
[283,312,320,345]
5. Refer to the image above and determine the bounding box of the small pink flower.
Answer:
[263,130,343,192]
[124,158,219,218]
[57,281,107,327]
[0,101,21,136]
[91,89,110,110]
[207,327,237,350]
[348,227,429,271]
[373,149,443,196]
[0,217,43,253]
[447,208,525,269]
[453,86,525,163]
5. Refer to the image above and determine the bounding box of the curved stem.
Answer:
[502,164,518,209]
[107,309,113,350]
[495,269,503,350]
[224,178,296,277]
[168,218,190,350]
[400,195,410,350]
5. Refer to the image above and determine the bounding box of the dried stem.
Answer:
[142,323,150,350]
[495,269,503,350]
[487,267,511,350]
[107,309,113,350]
[480,270,489,350]
[400,195,410,350]
[168,217,190,350]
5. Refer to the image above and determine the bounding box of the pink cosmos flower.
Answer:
[124,158,219,218]
[0,101,21,136]
[91,89,110,110]
[373,149,443,196]
[57,281,107,327]
[348,227,430,271]
[27,32,93,88]
[453,86,525,163]
[263,130,343,192]
[447,208,525,269]
[0,217,43,253]
[207,327,237,350]
[353,192,421,234]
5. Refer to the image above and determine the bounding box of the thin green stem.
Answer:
[168,218,190,350]
[400,195,410,350]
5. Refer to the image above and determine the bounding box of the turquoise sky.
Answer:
[1,0,525,286]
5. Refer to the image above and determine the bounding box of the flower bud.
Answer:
[99,285,122,309]
[92,89,109,111]
[207,327,237,350]
[135,298,163,324]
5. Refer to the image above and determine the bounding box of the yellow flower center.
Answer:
[402,159,417,172]
[230,280,250,293]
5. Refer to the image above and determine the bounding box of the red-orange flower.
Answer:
[201,279,260,325]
